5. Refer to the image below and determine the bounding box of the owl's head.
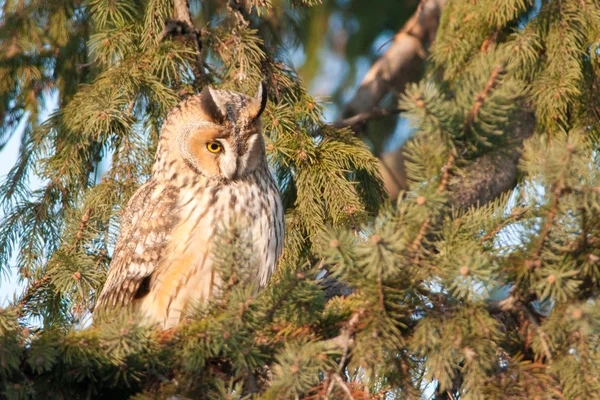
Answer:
[164,83,268,181]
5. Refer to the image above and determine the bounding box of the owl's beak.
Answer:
[219,151,239,180]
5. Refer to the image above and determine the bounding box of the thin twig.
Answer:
[71,208,91,252]
[532,183,563,258]
[14,275,50,316]
[325,311,363,397]
[464,65,503,134]
[411,154,455,259]
[437,154,455,194]
[333,373,355,400]
[332,107,403,129]
[480,208,529,245]
[411,217,430,251]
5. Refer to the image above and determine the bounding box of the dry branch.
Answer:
[162,0,208,86]
[342,0,447,118]
[333,108,403,130]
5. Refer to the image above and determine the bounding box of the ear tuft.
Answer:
[200,86,225,124]
[252,81,268,122]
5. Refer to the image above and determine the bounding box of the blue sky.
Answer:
[0,124,27,305]
[0,105,50,306]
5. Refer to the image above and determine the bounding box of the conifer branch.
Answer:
[480,207,529,244]
[411,217,431,252]
[377,272,386,311]
[447,111,536,210]
[437,154,455,193]
[411,154,454,252]
[532,183,563,259]
[14,275,50,316]
[227,0,251,26]
[326,373,354,399]
[72,208,91,251]
[523,305,553,362]
[324,309,363,354]
[463,65,504,134]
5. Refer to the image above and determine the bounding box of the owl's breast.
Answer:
[172,174,283,284]
[137,174,283,328]
[212,176,284,285]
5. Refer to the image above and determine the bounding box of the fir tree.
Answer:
[0,0,599,398]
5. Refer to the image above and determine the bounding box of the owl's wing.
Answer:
[95,180,178,311]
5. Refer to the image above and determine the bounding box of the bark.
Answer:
[448,112,536,210]
[163,0,208,86]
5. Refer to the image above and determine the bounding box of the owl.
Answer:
[95,83,284,329]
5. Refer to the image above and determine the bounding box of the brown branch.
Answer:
[343,0,446,119]
[480,207,529,245]
[333,107,403,130]
[72,208,91,251]
[463,65,504,134]
[533,184,563,258]
[324,309,364,354]
[411,217,431,251]
[447,111,536,210]
[162,0,208,86]
[437,154,455,194]
[14,275,50,316]
[227,0,251,26]
[411,154,455,252]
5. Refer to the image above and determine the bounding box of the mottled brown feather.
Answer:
[95,181,179,310]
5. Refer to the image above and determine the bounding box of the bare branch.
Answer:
[342,0,446,119]
[333,108,403,130]
[162,0,208,86]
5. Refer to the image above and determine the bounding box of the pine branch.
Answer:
[532,183,563,259]
[228,0,251,26]
[411,154,455,252]
[14,275,50,316]
[71,208,91,251]
[410,217,431,251]
[324,309,363,354]
[480,207,529,245]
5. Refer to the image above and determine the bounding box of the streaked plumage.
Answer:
[96,84,284,328]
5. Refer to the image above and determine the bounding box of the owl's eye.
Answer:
[206,142,222,153]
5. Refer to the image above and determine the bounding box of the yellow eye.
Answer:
[207,142,222,153]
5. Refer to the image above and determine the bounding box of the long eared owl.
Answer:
[95,84,284,328]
